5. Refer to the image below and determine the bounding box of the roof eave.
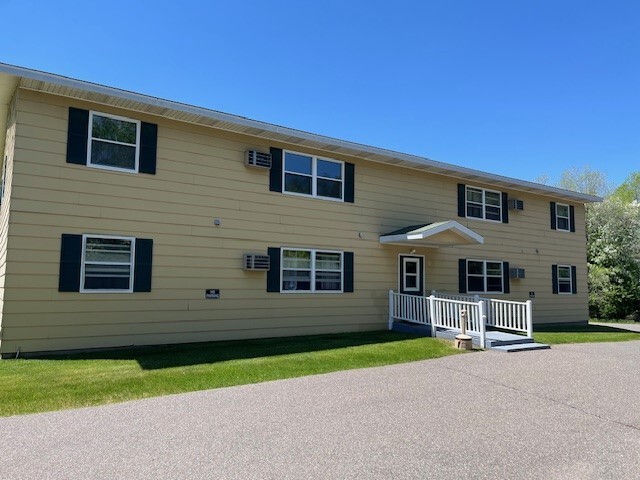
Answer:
[0,63,603,204]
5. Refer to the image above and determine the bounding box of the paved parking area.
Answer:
[1,341,639,479]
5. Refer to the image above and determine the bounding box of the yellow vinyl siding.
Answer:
[0,88,589,354]
[0,89,18,352]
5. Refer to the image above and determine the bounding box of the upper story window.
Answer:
[88,112,141,173]
[283,151,344,201]
[458,184,508,223]
[66,107,158,175]
[551,202,575,232]
[466,186,502,221]
[268,148,355,203]
[551,202,576,232]
[555,204,570,231]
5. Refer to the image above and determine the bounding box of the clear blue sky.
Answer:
[3,0,638,188]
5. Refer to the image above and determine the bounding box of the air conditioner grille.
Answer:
[508,199,524,211]
[243,253,270,271]
[245,150,272,169]
[509,267,526,279]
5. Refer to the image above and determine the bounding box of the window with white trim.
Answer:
[467,260,504,293]
[466,186,502,221]
[81,235,135,292]
[402,257,420,292]
[1,156,7,201]
[557,265,572,294]
[281,248,342,292]
[283,151,344,200]
[555,203,570,231]
[88,112,141,173]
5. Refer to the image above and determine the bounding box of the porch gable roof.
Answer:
[379,221,484,247]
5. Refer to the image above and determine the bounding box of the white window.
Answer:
[283,151,344,201]
[281,248,343,293]
[1,156,7,200]
[556,204,570,231]
[557,265,572,294]
[466,186,502,221]
[81,235,135,293]
[402,257,421,292]
[88,112,141,173]
[467,260,504,293]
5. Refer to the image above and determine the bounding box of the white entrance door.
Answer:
[399,255,424,295]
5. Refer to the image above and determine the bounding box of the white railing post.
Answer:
[428,295,436,337]
[479,300,486,349]
[526,300,533,338]
[388,290,394,330]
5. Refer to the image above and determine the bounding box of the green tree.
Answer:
[611,172,640,203]
[551,166,639,319]
[557,165,610,197]
[586,199,640,319]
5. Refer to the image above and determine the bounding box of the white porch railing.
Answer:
[388,291,487,348]
[430,291,533,338]
[388,290,533,348]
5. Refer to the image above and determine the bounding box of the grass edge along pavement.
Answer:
[0,331,465,417]
[534,322,640,345]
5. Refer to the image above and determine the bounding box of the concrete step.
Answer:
[486,333,535,347]
[490,342,551,353]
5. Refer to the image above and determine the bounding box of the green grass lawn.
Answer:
[534,323,640,345]
[0,331,464,417]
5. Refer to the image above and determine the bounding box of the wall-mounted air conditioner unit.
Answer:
[509,267,526,279]
[242,253,271,271]
[508,199,524,211]
[245,150,272,169]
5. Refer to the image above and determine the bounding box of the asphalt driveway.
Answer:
[1,341,639,479]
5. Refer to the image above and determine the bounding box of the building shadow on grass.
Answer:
[29,331,424,370]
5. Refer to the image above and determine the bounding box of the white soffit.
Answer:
[0,63,602,203]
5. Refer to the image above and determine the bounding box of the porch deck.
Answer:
[391,321,550,352]
[389,291,550,352]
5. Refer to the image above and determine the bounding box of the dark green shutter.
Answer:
[457,184,466,217]
[569,206,576,232]
[502,262,510,294]
[458,259,467,293]
[550,202,557,230]
[269,148,283,192]
[133,239,153,292]
[344,252,354,292]
[139,122,158,174]
[552,265,559,294]
[59,234,82,292]
[344,163,355,203]
[267,247,281,292]
[571,266,577,294]
[501,193,509,223]
[66,108,89,165]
